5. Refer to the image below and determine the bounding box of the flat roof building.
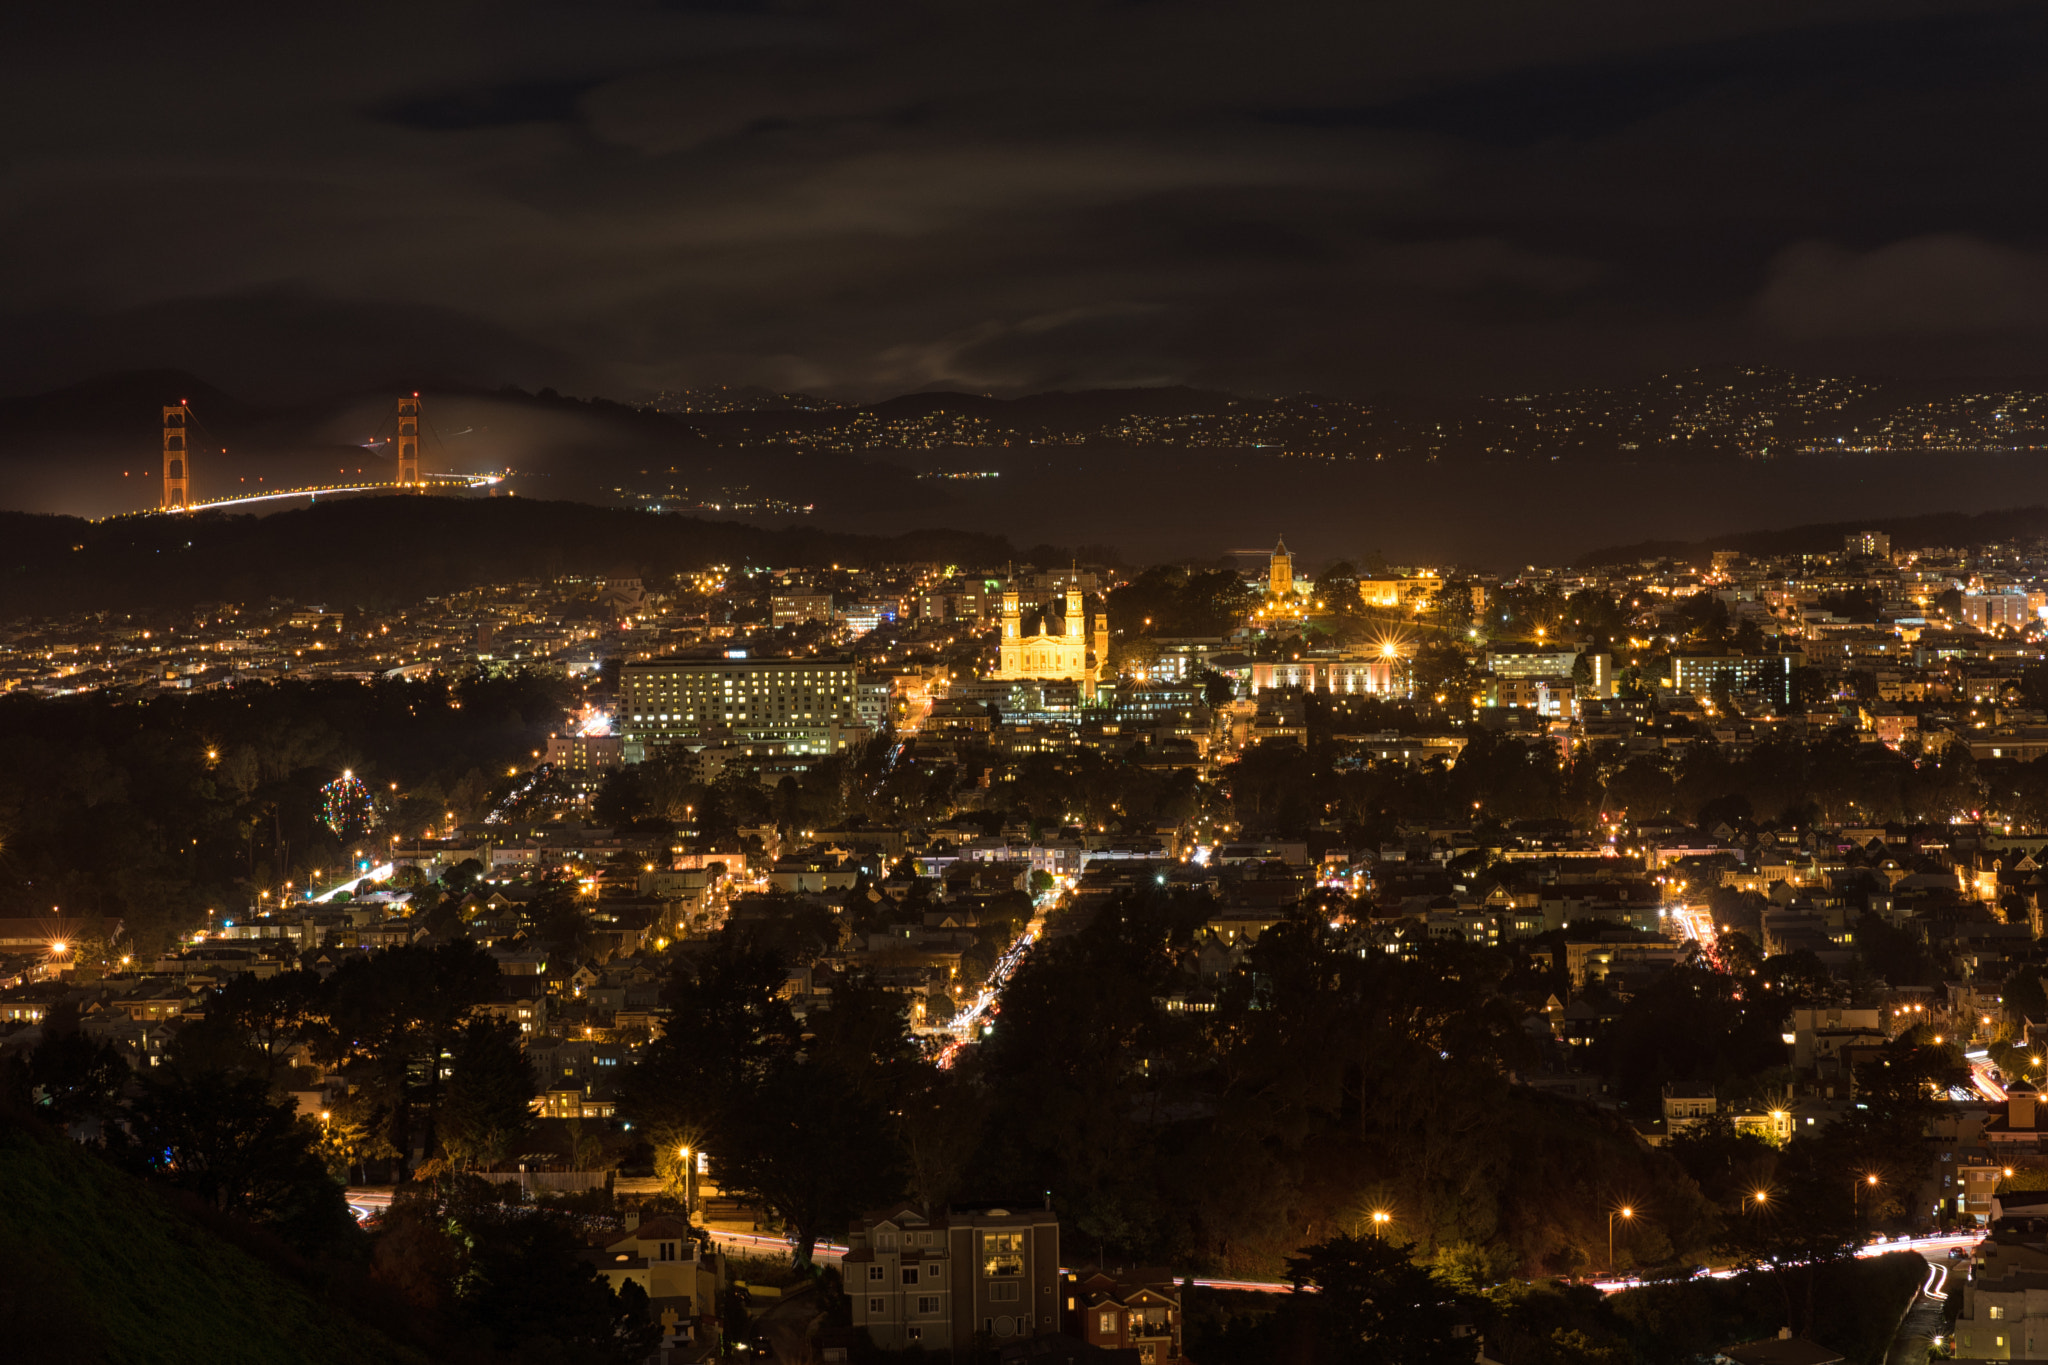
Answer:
[621,654,857,760]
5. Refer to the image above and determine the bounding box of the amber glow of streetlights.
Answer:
[1608,1205,1634,1272]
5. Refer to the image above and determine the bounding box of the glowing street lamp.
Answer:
[1608,1206,1634,1272]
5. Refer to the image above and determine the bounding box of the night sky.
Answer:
[8,1,2048,403]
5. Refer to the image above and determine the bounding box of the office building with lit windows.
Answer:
[1666,653,1795,706]
[620,654,857,760]
[844,1204,1061,1352]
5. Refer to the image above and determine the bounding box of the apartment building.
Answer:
[844,1204,1061,1353]
[621,653,857,759]
[1954,1233,2048,1361]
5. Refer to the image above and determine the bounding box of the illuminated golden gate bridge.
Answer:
[143,393,504,515]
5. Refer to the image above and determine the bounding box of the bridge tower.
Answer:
[161,402,192,510]
[395,393,421,487]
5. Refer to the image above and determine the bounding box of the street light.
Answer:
[1369,1210,1391,1237]
[1855,1173,1879,1229]
[1608,1206,1634,1272]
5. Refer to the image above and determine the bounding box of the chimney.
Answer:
[626,1208,641,1230]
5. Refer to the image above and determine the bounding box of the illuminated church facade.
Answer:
[1269,536,1294,598]
[995,584,1110,699]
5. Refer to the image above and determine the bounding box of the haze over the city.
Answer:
[7,7,2048,1365]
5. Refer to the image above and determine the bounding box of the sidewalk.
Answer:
[1885,1256,1958,1365]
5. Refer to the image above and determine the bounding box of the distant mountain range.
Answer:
[651,365,2048,465]
[17,363,2048,482]
[11,366,2048,567]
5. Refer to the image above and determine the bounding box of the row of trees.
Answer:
[19,935,540,1199]
[3,925,661,1362]
[612,887,1706,1278]
[621,866,1974,1295]
[1191,1239,1925,1365]
[1224,717,1998,839]
[0,674,568,952]
[598,731,1222,847]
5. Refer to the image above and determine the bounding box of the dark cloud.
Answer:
[376,77,612,132]
[3,0,2045,403]
[1759,235,2048,340]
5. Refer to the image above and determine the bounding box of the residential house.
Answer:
[589,1214,724,1331]
[1954,1233,2048,1361]
[845,1204,1062,1353]
[1063,1270,1185,1365]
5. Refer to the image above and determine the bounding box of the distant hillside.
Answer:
[678,384,1236,437]
[23,366,2048,569]
[0,495,1017,616]
[1574,505,2048,566]
[0,1116,423,1364]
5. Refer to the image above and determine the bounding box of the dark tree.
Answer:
[620,941,911,1264]
[7,1029,128,1130]
[440,1017,537,1170]
[316,938,503,1170]
[1280,1234,1473,1365]
[123,1071,356,1255]
[2008,969,2048,1024]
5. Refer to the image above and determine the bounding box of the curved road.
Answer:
[1886,1256,1954,1365]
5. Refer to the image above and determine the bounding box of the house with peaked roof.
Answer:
[588,1213,724,1332]
[1062,1269,1185,1365]
[845,1203,1062,1353]
[1952,1233,2048,1362]
[1985,1078,2048,1145]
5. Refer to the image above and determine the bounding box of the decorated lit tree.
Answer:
[320,769,373,841]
